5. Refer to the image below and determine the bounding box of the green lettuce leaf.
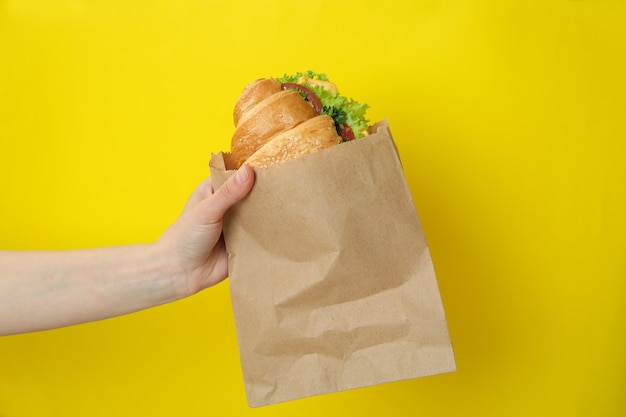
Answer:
[275,71,370,140]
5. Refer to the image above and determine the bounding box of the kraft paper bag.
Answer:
[209,120,455,407]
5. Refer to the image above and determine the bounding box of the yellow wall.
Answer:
[1,1,625,415]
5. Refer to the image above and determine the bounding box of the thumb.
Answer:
[201,164,255,225]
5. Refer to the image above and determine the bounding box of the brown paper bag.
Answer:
[210,120,455,407]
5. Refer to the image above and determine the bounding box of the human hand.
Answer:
[157,165,255,297]
[0,165,254,335]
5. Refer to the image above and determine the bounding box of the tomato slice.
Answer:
[280,82,323,114]
[339,123,355,141]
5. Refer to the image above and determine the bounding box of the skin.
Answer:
[0,165,255,336]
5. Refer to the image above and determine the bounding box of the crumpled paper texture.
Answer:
[210,120,455,407]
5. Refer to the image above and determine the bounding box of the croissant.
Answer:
[229,72,369,169]
[243,115,342,168]
[230,88,318,169]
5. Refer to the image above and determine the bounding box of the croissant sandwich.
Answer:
[228,71,370,169]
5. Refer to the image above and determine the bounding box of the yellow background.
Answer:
[1,0,625,415]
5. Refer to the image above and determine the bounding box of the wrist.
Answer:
[144,241,192,304]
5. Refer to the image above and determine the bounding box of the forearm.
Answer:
[0,244,186,336]
[0,167,254,337]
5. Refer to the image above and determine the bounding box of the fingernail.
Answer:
[235,165,250,184]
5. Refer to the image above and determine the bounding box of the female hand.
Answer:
[0,165,255,336]
[157,164,255,296]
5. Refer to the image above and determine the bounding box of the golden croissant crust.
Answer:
[233,78,281,126]
[244,115,342,168]
[230,78,342,169]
